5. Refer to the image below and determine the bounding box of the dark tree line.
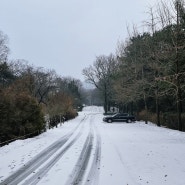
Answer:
[83,0,185,131]
[0,32,84,145]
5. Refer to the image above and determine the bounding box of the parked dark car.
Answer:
[103,113,136,123]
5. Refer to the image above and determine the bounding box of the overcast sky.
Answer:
[0,0,157,81]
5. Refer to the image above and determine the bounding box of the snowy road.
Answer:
[0,107,102,185]
[1,106,185,185]
[0,118,83,185]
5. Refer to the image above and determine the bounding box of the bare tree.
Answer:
[0,31,13,87]
[0,31,9,62]
[83,54,118,113]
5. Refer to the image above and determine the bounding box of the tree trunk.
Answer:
[144,93,148,124]
[177,85,183,131]
[155,86,160,127]
[176,0,183,131]
[104,84,108,113]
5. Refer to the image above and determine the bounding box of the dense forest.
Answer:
[83,0,185,131]
[0,30,86,145]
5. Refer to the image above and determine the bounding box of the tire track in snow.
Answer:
[65,113,101,185]
[0,115,87,185]
[65,131,94,185]
[85,124,101,185]
[21,131,82,185]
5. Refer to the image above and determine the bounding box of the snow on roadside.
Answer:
[98,120,185,185]
[0,112,86,181]
[1,106,185,185]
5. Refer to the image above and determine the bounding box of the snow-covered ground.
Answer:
[0,106,185,185]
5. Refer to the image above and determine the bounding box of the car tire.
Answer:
[107,119,112,123]
[127,119,132,123]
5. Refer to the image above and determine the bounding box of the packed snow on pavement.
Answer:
[0,106,185,185]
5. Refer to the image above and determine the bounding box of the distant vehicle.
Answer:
[103,113,136,123]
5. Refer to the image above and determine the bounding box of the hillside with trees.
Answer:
[83,0,185,131]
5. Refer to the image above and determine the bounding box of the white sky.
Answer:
[0,0,157,81]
